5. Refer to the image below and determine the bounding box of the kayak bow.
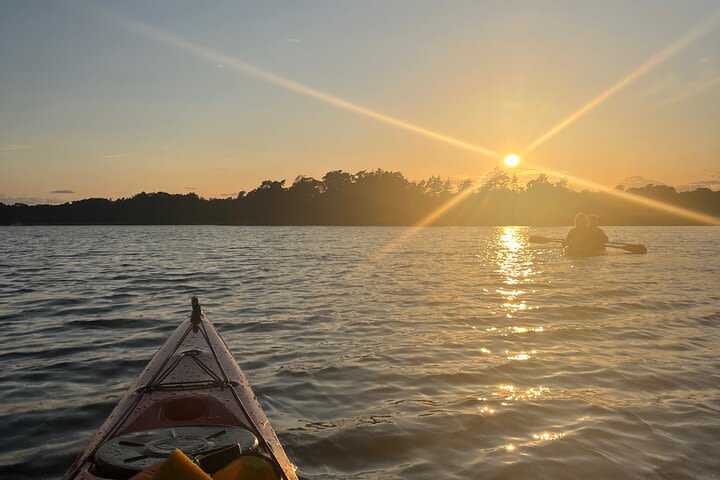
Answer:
[63,298,298,480]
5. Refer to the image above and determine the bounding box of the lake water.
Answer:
[0,226,719,479]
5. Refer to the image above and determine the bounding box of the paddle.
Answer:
[607,243,647,254]
[528,235,563,244]
[528,235,647,254]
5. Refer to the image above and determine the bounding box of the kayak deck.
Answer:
[64,298,297,479]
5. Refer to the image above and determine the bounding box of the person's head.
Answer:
[573,212,588,229]
[587,214,600,227]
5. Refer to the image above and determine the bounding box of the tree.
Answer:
[2,170,718,226]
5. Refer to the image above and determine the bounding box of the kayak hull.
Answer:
[563,246,606,258]
[63,299,297,480]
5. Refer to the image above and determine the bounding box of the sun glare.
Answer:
[105,4,720,233]
[107,10,503,160]
[504,154,520,168]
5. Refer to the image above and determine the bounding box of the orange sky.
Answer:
[1,1,719,204]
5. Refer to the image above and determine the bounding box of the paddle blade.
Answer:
[529,235,560,244]
[622,244,647,254]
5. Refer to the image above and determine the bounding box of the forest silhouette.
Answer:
[2,169,718,226]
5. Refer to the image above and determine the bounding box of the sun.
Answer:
[504,154,520,168]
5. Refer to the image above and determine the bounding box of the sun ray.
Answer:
[357,5,720,259]
[92,3,720,251]
[522,8,720,155]
[371,162,720,264]
[374,178,484,257]
[371,7,720,257]
[102,10,502,160]
[524,163,720,226]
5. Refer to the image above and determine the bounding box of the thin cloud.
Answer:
[634,74,680,98]
[676,183,720,191]
[616,175,667,188]
[517,168,545,176]
[683,170,720,188]
[286,37,301,44]
[184,187,196,190]
[50,189,75,194]
[689,179,720,186]
[0,143,32,151]
[661,74,720,106]
[102,153,128,159]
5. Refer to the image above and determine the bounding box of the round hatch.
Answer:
[93,425,258,478]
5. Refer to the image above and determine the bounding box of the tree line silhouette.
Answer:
[1,169,718,225]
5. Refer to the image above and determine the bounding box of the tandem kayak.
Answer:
[63,298,298,480]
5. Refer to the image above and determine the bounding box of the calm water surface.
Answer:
[0,226,719,479]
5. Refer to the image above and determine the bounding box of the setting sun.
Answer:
[504,154,521,168]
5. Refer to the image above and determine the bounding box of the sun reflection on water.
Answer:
[493,385,549,402]
[506,352,533,361]
[512,326,543,334]
[532,431,566,442]
[494,227,539,318]
[454,229,553,460]
[475,228,560,456]
[500,430,567,454]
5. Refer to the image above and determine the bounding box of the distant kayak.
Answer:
[530,235,647,255]
[63,298,297,480]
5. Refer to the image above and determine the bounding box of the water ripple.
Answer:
[0,225,718,479]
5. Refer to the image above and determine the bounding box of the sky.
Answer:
[1,0,719,204]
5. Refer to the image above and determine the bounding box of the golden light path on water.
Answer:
[474,227,568,454]
[494,227,541,362]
